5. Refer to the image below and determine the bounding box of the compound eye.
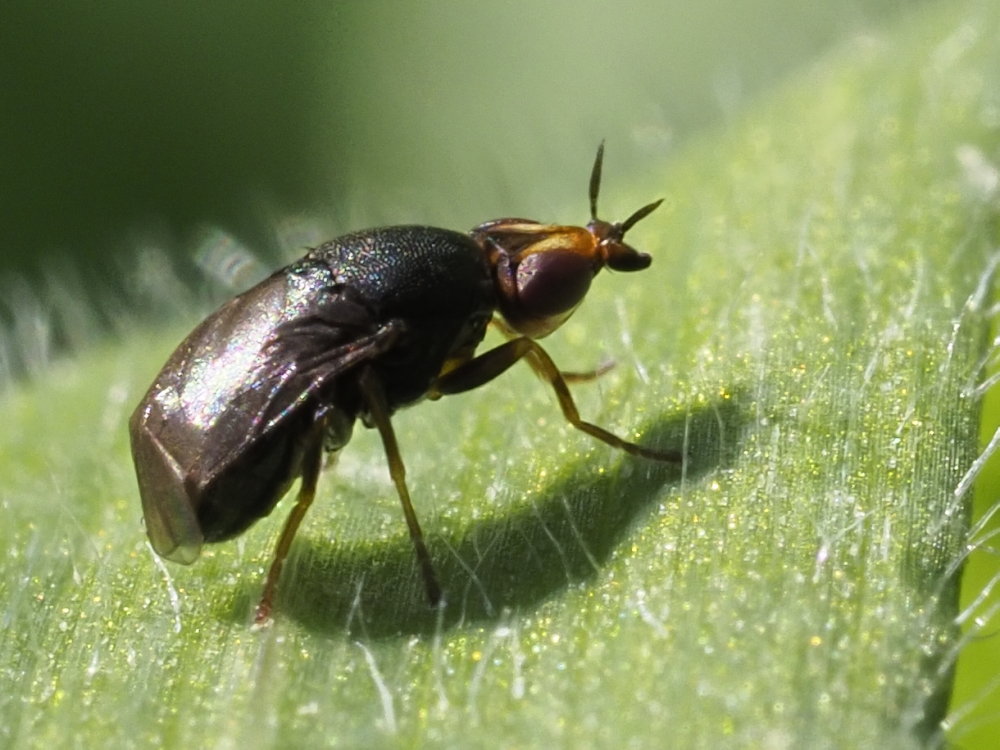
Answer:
[515,250,594,319]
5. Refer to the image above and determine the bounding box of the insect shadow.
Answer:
[223,388,746,638]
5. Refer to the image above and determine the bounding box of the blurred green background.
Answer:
[2,1,905,298]
[4,1,1000,747]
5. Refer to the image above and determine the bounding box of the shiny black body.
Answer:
[131,227,493,564]
[131,143,679,620]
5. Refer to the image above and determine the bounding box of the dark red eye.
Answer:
[490,246,596,339]
[515,251,594,318]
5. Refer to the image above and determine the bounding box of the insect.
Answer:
[130,143,682,624]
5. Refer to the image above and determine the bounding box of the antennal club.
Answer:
[620,198,664,234]
[589,140,605,220]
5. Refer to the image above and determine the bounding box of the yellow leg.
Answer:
[254,432,324,625]
[359,367,443,606]
[434,336,683,463]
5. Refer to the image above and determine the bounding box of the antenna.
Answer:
[589,140,605,220]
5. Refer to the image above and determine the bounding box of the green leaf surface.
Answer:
[3,1,999,747]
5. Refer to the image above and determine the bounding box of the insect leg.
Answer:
[520,341,683,462]
[254,425,325,625]
[433,337,682,463]
[489,317,615,383]
[358,366,443,606]
[557,359,616,384]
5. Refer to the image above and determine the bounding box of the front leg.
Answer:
[490,317,613,383]
[431,337,682,463]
